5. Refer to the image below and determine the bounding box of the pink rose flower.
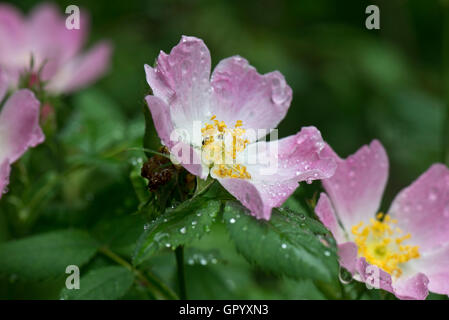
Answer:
[316,140,449,299]
[0,68,44,198]
[0,3,111,94]
[144,36,336,220]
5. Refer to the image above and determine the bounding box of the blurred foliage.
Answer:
[1,0,448,300]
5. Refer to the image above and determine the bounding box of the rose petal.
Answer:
[356,257,394,294]
[0,4,25,65]
[0,89,44,163]
[145,36,212,130]
[29,3,87,63]
[338,242,358,274]
[407,244,449,295]
[316,193,346,244]
[210,56,292,138]
[321,140,389,231]
[393,273,429,300]
[218,127,335,220]
[46,42,111,94]
[389,164,449,252]
[244,126,336,183]
[0,160,11,199]
[217,178,267,219]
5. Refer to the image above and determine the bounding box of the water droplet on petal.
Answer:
[338,266,353,285]
[428,190,438,202]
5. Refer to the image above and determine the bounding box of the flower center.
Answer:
[201,115,251,179]
[351,213,420,278]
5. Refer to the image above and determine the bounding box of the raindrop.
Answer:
[211,258,218,264]
[298,214,306,221]
[143,224,150,231]
[428,190,438,202]
[338,266,353,285]
[165,243,171,248]
[200,258,207,265]
[187,259,194,265]
[179,227,187,234]
[229,218,236,224]
[192,221,197,226]
[281,243,287,249]
[324,250,331,257]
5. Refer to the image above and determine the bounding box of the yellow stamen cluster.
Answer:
[351,213,420,278]
[201,116,250,179]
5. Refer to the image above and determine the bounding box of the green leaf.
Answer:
[60,266,134,300]
[91,215,146,258]
[224,202,338,282]
[132,197,221,266]
[129,157,150,204]
[61,89,126,154]
[0,230,98,280]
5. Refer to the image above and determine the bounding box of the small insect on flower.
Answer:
[144,36,336,220]
[315,140,449,300]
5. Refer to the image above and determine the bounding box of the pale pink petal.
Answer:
[27,3,87,70]
[145,94,207,179]
[316,193,346,244]
[219,127,335,220]
[393,273,429,300]
[245,126,336,183]
[321,140,389,230]
[145,36,212,130]
[356,257,394,294]
[0,4,26,65]
[0,160,11,199]
[0,89,44,163]
[356,257,429,299]
[407,244,449,295]
[46,42,111,94]
[338,242,358,274]
[217,178,266,219]
[210,56,292,135]
[145,95,174,148]
[389,164,449,252]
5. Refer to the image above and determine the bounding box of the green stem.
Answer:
[175,246,187,299]
[99,246,178,300]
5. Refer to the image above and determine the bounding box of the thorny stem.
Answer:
[98,246,178,300]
